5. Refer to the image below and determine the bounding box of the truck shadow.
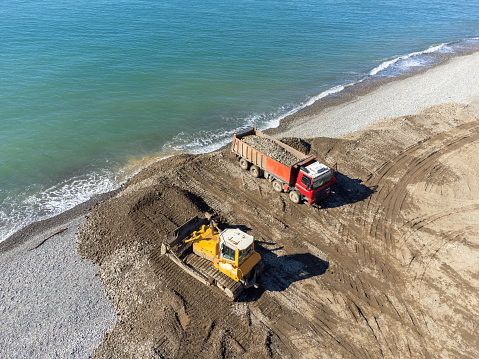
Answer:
[319,172,376,209]
[238,242,329,302]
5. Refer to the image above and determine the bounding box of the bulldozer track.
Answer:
[184,253,244,297]
[150,252,222,356]
[149,244,256,357]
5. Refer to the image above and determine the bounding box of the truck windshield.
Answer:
[238,245,252,264]
[312,170,333,190]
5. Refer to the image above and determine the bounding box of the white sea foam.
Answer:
[0,169,121,242]
[305,83,357,107]
[161,84,360,156]
[163,116,261,155]
[369,43,447,76]
[161,108,289,155]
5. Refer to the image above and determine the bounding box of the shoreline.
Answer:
[2,45,479,245]
[270,49,479,139]
[0,190,119,253]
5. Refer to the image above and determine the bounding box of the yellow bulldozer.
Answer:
[161,213,264,299]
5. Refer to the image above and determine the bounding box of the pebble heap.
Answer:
[242,135,301,166]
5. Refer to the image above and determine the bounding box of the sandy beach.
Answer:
[1,52,479,358]
[278,51,479,138]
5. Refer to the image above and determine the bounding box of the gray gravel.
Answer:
[0,215,116,358]
[242,135,300,166]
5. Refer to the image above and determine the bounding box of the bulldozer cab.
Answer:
[219,228,254,266]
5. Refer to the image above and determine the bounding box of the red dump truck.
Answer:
[231,127,337,205]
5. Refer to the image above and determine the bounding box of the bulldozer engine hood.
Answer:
[219,228,253,251]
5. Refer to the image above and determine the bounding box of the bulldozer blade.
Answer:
[164,214,209,255]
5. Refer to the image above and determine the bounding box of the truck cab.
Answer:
[295,161,336,205]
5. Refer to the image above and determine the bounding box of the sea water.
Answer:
[1,0,479,241]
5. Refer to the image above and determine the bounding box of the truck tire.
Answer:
[239,157,250,170]
[289,190,301,204]
[250,165,260,178]
[272,180,283,192]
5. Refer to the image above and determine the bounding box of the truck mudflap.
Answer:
[331,163,338,185]
[315,186,331,201]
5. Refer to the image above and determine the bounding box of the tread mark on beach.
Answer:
[352,121,479,253]
[29,227,68,250]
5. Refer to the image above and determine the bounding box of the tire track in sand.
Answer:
[359,120,479,249]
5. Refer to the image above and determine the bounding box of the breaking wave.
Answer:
[0,168,121,242]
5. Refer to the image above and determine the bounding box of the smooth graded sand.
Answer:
[280,51,479,139]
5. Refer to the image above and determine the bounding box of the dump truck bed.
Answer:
[231,128,316,185]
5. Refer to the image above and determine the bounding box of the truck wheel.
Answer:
[272,180,283,192]
[239,158,250,170]
[250,165,260,178]
[289,190,301,204]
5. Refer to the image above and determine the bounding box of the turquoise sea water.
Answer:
[1,0,479,241]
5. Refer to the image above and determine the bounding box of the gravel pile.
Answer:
[0,216,116,358]
[242,135,301,166]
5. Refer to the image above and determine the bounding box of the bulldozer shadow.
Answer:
[238,242,329,302]
[319,172,376,209]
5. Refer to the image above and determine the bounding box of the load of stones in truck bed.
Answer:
[241,135,301,167]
